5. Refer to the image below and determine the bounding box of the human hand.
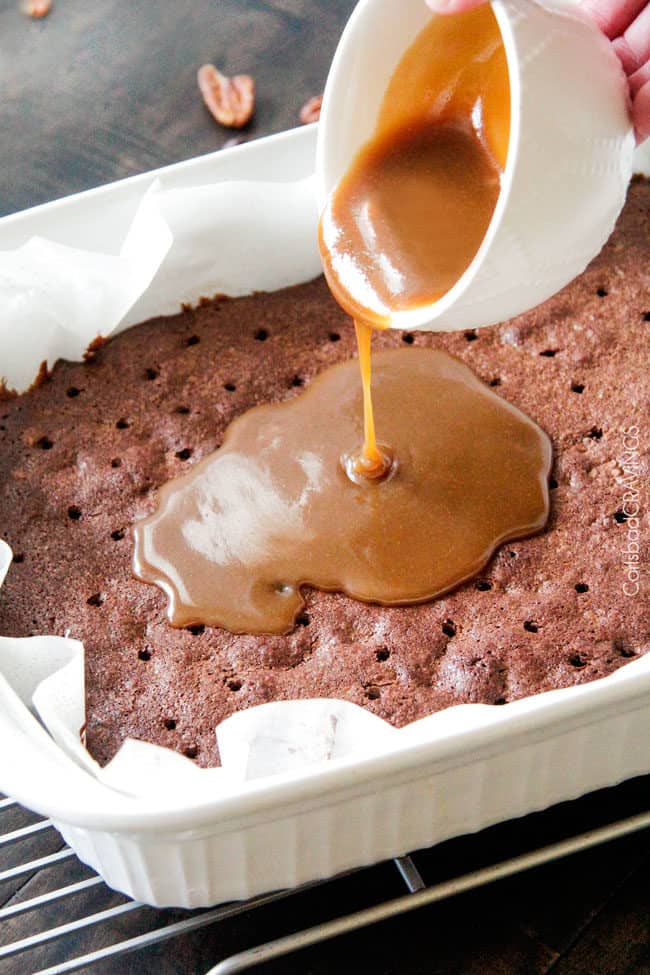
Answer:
[425,0,650,141]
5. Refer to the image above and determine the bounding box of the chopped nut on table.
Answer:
[300,94,323,124]
[20,0,52,17]
[197,64,255,129]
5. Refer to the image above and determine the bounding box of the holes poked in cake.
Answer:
[66,386,82,398]
[186,623,205,636]
[254,328,269,341]
[596,287,608,298]
[549,476,559,490]
[164,718,177,731]
[402,332,415,345]
[475,580,492,591]
[493,696,507,705]
[614,508,629,524]
[144,368,159,381]
[227,679,242,692]
[110,458,122,468]
[175,447,193,461]
[35,435,53,450]
[523,620,538,633]
[138,648,151,661]
[86,593,104,607]
[296,613,311,627]
[365,685,381,700]
[290,375,304,388]
[441,620,456,638]
[574,582,589,593]
[115,417,130,429]
[571,383,585,394]
[586,426,602,441]
[183,744,199,759]
[224,382,237,392]
[488,377,501,387]
[110,528,125,541]
[644,312,650,322]
[569,653,588,668]
[464,330,478,342]
[328,332,341,342]
[539,349,558,358]
[67,505,82,521]
[175,405,191,415]
[375,647,390,662]
[12,552,25,564]
[614,638,636,658]
[185,335,200,347]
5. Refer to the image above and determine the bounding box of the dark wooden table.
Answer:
[0,0,349,217]
[1,2,649,973]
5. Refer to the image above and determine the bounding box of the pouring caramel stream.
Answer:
[347,321,394,481]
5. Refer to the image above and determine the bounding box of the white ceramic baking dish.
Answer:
[1,125,649,908]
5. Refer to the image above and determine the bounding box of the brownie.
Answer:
[0,180,648,769]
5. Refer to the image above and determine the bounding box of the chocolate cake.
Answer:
[0,179,648,768]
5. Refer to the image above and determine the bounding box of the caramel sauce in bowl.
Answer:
[318,5,511,474]
[317,3,513,332]
[316,0,634,333]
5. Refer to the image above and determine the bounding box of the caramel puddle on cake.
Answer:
[133,8,552,634]
[133,348,551,635]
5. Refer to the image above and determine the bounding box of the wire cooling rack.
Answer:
[1,791,649,975]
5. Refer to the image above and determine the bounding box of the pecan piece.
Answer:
[197,64,255,129]
[20,0,52,16]
[299,94,323,125]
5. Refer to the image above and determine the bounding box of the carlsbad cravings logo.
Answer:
[619,425,642,597]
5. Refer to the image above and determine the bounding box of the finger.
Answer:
[612,4,650,74]
[425,0,486,13]
[580,0,646,39]
[632,77,650,140]
[629,58,650,96]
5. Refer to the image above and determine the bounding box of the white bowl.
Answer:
[316,0,636,332]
